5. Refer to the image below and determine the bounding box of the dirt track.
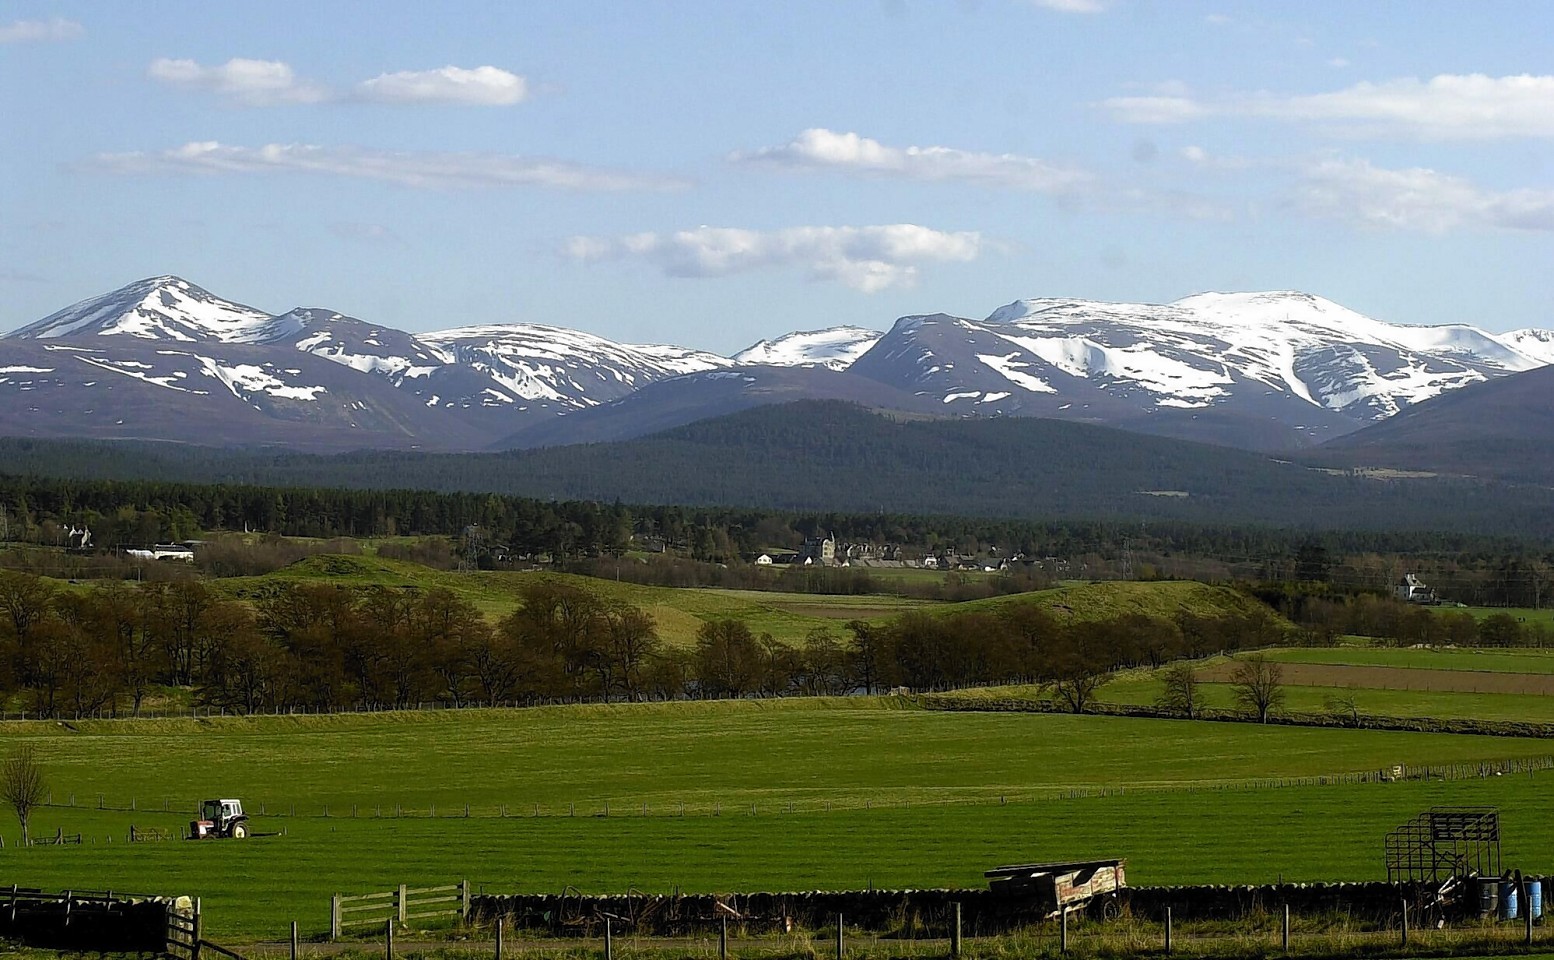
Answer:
[1199,661,1554,696]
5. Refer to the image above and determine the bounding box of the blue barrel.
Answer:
[1481,879,1501,918]
[1502,880,1521,920]
[1531,879,1545,920]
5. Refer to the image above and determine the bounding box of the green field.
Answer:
[4,699,1554,940]
[1084,645,1554,722]
[1102,675,1554,723]
[1260,646,1554,674]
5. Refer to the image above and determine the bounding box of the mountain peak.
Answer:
[733,326,882,371]
[7,275,274,342]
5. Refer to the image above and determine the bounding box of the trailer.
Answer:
[985,859,1127,920]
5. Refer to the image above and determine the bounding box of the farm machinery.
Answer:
[986,858,1127,920]
[188,798,250,840]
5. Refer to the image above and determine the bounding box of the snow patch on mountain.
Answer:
[1496,328,1554,365]
[734,326,882,370]
[975,352,1055,393]
[195,357,328,402]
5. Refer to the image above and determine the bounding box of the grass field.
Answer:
[1260,647,1554,674]
[1090,646,1554,722]
[4,699,1554,939]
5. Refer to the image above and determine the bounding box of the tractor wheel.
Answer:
[231,822,248,839]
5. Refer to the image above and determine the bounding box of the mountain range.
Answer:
[3,275,1550,456]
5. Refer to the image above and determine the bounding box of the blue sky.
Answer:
[3,1,1552,352]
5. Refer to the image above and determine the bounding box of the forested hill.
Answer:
[5,400,1554,537]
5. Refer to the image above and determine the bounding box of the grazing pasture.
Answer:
[1097,645,1554,722]
[3,698,1553,939]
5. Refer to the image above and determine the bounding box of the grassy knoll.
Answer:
[210,558,1276,647]
[953,580,1281,625]
[3,700,1554,938]
[213,557,932,646]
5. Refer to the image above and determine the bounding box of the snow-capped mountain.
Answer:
[847,292,1549,449]
[4,278,734,425]
[420,323,729,411]
[0,338,488,451]
[10,276,277,342]
[733,327,883,371]
[4,277,1552,453]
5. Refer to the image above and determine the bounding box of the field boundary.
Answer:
[921,693,1554,739]
[330,881,470,939]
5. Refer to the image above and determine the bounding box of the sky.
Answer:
[3,1,1552,353]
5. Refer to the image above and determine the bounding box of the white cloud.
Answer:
[0,17,82,43]
[356,65,527,105]
[148,58,529,107]
[82,142,688,192]
[148,58,329,105]
[1299,158,1554,232]
[732,128,1092,192]
[561,224,983,292]
[1102,95,1213,124]
[1104,74,1554,139]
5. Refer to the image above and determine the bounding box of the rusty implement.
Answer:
[985,859,1127,920]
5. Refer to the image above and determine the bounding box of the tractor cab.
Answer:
[190,798,249,839]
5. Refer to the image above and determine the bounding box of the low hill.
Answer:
[213,554,931,647]
[956,580,1282,625]
[8,400,1554,536]
[1307,365,1554,484]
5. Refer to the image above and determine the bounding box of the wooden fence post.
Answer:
[398,884,408,924]
[496,915,504,960]
[604,916,613,960]
[720,916,728,960]
[331,895,342,941]
[385,918,393,960]
[1060,906,1068,954]
[1400,900,1408,948]
[291,921,298,960]
[1165,907,1172,955]
[836,912,844,960]
[193,898,203,960]
[950,902,962,958]
[1283,904,1290,952]
[1526,877,1535,946]
[462,879,471,921]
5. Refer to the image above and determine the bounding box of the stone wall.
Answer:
[473,881,1445,936]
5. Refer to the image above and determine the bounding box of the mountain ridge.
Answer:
[4,275,1550,454]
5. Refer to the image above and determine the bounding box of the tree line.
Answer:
[0,569,1287,718]
[6,469,1554,605]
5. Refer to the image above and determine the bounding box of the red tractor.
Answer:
[189,798,249,839]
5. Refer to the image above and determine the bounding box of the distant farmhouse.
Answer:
[126,543,195,562]
[1395,573,1438,604]
[800,533,836,566]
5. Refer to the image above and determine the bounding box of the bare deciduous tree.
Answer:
[1156,661,1204,719]
[2,743,47,845]
[1231,654,1285,723]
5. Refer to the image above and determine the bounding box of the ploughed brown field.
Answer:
[1198,661,1554,696]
